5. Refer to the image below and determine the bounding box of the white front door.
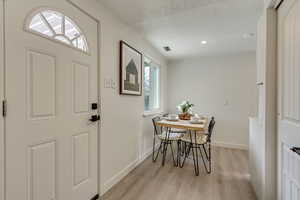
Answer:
[5,0,99,200]
[278,0,300,199]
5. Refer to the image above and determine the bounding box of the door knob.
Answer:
[89,115,100,122]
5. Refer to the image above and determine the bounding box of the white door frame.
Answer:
[257,0,281,200]
[65,0,102,197]
[264,9,277,200]
[263,1,283,200]
[0,0,4,200]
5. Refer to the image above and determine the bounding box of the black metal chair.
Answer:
[180,117,216,175]
[152,116,183,166]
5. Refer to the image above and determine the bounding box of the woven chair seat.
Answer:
[170,128,187,133]
[158,131,183,141]
[181,133,208,145]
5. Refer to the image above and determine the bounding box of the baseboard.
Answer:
[101,157,139,195]
[136,145,156,166]
[212,141,248,150]
[100,144,159,196]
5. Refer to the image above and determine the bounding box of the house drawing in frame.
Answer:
[120,41,142,96]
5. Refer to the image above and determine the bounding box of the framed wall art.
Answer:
[119,40,142,96]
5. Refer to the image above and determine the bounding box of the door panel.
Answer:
[73,132,90,186]
[278,0,300,199]
[0,1,4,200]
[5,0,99,200]
[281,144,300,200]
[29,141,56,200]
[27,50,56,119]
[73,62,90,114]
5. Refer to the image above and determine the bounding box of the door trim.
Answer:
[0,0,5,200]
[260,4,280,200]
[257,2,279,200]
[65,0,102,197]
[264,9,277,200]
[264,5,281,200]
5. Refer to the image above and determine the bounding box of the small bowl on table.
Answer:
[166,114,179,121]
[178,113,191,120]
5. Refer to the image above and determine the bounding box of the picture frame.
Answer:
[119,40,143,96]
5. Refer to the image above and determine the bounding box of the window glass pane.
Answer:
[76,36,87,51]
[42,10,63,34]
[144,65,151,111]
[152,66,160,110]
[54,35,71,44]
[144,58,160,112]
[65,16,80,40]
[27,10,89,53]
[29,14,54,37]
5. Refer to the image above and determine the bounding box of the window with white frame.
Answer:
[26,9,88,52]
[144,57,160,113]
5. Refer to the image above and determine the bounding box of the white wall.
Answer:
[249,13,266,200]
[68,0,168,195]
[167,52,257,149]
[249,117,264,199]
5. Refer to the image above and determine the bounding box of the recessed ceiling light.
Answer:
[201,40,207,44]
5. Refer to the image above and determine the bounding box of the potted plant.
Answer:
[177,101,194,120]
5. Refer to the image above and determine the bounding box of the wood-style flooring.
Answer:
[102,147,257,200]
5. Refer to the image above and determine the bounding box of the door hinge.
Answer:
[2,100,7,117]
[90,194,99,200]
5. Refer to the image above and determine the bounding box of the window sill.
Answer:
[143,110,163,117]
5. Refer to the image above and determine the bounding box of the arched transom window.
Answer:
[26,9,88,53]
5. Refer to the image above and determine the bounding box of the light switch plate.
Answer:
[110,79,116,89]
[104,79,110,88]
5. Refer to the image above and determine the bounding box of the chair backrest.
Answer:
[152,116,163,136]
[207,117,216,142]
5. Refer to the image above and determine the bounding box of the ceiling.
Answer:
[98,0,263,60]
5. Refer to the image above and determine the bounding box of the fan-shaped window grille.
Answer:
[27,10,88,52]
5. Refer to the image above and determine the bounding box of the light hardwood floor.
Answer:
[102,147,257,200]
